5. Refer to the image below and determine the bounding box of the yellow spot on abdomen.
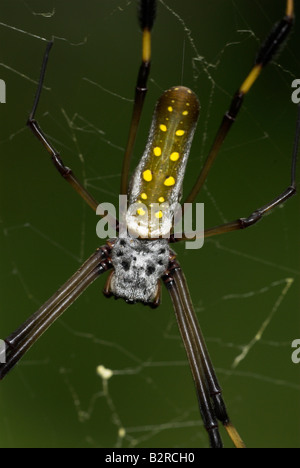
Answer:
[168,106,173,112]
[143,169,152,182]
[153,146,162,157]
[164,176,175,186]
[141,193,147,200]
[176,129,185,136]
[137,208,146,216]
[158,196,165,203]
[160,124,167,132]
[170,152,179,161]
[182,110,188,115]
[155,210,163,219]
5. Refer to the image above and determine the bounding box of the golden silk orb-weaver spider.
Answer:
[1,0,299,448]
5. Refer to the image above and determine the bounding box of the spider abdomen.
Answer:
[127,86,200,238]
[109,236,170,306]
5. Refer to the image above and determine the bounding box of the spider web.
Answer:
[0,0,299,448]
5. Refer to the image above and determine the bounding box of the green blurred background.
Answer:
[0,0,299,448]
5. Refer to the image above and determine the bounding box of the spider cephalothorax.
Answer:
[108,236,170,306]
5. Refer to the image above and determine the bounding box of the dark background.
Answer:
[0,0,299,448]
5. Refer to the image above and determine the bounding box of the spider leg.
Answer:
[120,0,156,195]
[163,259,245,448]
[171,102,300,243]
[183,0,295,206]
[172,266,245,448]
[172,181,296,240]
[0,246,112,380]
[165,274,222,448]
[27,41,100,212]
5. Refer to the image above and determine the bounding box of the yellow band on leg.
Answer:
[142,29,151,63]
[225,422,246,448]
[240,64,262,95]
[286,0,294,18]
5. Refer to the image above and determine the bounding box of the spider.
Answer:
[0,0,299,448]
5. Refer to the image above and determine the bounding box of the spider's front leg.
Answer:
[121,0,156,195]
[183,0,295,207]
[27,41,100,212]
